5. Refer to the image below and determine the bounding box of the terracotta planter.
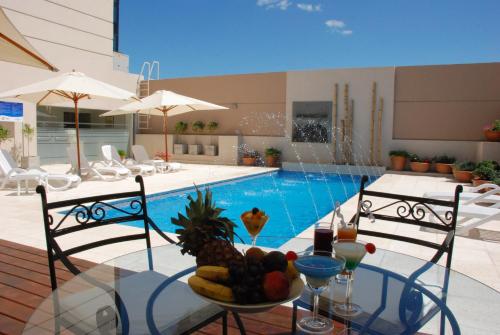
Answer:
[265,155,280,167]
[435,163,453,174]
[484,130,500,142]
[390,156,407,171]
[410,162,430,173]
[242,157,257,166]
[453,170,473,183]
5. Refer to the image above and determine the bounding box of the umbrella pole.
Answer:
[163,109,168,162]
[74,98,81,175]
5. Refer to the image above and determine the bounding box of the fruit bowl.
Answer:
[192,277,304,314]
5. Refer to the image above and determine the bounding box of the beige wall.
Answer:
[140,72,286,137]
[0,0,138,160]
[394,63,500,141]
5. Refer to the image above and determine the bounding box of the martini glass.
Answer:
[332,241,367,317]
[240,211,269,247]
[294,250,345,334]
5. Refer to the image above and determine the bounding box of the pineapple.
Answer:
[172,187,244,267]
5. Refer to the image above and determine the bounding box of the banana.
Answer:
[188,275,234,302]
[196,266,230,283]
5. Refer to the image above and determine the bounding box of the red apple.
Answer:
[263,271,290,301]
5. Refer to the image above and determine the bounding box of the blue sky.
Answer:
[120,0,499,78]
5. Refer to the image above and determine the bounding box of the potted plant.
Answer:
[264,147,281,167]
[174,121,188,154]
[21,123,40,168]
[389,150,409,171]
[192,121,205,132]
[409,154,431,173]
[0,125,9,147]
[242,150,258,166]
[207,121,218,132]
[433,155,456,174]
[453,161,476,183]
[483,120,500,142]
[117,149,127,160]
[472,160,499,188]
[175,121,188,134]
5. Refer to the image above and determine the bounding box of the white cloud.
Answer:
[325,19,346,29]
[257,0,292,10]
[297,3,321,12]
[341,30,353,35]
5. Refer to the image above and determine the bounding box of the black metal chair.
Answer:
[37,175,228,334]
[292,175,463,334]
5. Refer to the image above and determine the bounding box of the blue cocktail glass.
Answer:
[294,250,345,334]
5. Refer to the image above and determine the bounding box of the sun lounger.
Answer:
[429,203,500,234]
[131,145,181,173]
[0,149,80,195]
[424,184,500,205]
[67,147,129,181]
[101,145,155,176]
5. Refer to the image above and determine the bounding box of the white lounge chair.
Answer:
[132,145,181,173]
[67,147,130,181]
[424,184,500,205]
[0,149,80,195]
[101,145,155,176]
[430,203,500,234]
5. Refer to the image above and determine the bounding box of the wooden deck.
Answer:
[0,239,347,335]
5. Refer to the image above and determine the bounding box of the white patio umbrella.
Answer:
[101,90,228,162]
[0,7,57,71]
[0,71,137,174]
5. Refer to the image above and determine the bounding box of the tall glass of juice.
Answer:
[314,227,333,256]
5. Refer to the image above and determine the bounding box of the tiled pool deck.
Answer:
[1,164,499,292]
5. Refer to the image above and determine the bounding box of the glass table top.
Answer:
[22,242,500,334]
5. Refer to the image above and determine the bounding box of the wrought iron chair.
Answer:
[37,175,228,334]
[292,175,463,334]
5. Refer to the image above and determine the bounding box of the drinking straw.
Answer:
[353,201,362,226]
[329,201,339,230]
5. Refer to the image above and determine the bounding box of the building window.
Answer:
[113,0,120,52]
[64,112,90,128]
[292,101,332,143]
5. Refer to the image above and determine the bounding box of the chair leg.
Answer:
[222,313,228,335]
[232,312,246,335]
[291,302,298,334]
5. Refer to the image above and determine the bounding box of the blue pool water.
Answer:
[117,171,376,248]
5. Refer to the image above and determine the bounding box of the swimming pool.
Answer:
[119,171,376,248]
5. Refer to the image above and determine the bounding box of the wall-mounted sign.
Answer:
[0,101,23,122]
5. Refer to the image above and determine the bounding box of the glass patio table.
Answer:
[23,241,500,334]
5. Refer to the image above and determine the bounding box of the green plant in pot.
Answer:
[472,160,499,187]
[264,147,281,167]
[0,125,9,147]
[483,120,500,142]
[117,149,127,160]
[242,149,258,166]
[192,121,205,132]
[207,121,218,132]
[389,150,409,171]
[433,155,456,174]
[453,161,476,183]
[175,121,188,134]
[409,154,431,173]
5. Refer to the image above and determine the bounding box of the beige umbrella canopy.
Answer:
[101,90,228,161]
[0,7,57,71]
[0,71,137,174]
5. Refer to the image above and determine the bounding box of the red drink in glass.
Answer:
[314,228,333,256]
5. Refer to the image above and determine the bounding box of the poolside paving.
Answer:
[0,164,499,293]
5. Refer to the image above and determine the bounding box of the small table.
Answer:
[23,244,500,334]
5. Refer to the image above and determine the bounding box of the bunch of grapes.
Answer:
[228,259,265,304]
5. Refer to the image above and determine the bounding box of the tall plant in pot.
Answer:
[0,125,9,147]
[389,150,409,171]
[433,155,455,174]
[483,120,500,142]
[21,123,39,168]
[264,147,281,167]
[409,154,431,173]
[453,161,476,183]
[472,160,499,188]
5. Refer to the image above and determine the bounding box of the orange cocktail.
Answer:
[337,226,357,241]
